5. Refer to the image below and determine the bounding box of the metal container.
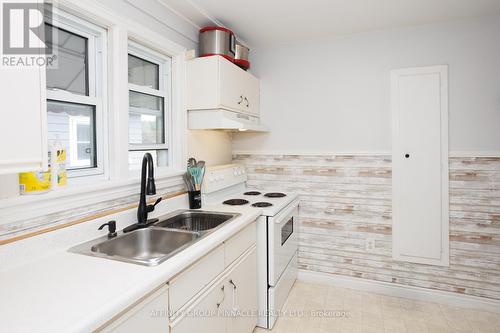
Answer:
[234,42,250,70]
[199,26,235,62]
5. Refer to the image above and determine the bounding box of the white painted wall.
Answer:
[232,15,500,154]
[187,130,233,165]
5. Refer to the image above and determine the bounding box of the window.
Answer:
[45,13,106,176]
[128,42,171,169]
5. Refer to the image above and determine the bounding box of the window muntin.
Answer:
[44,12,105,177]
[128,43,171,170]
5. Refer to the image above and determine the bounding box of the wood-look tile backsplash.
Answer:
[233,154,500,300]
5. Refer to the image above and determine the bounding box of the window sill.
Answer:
[0,168,186,226]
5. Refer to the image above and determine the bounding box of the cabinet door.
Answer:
[227,247,258,333]
[241,73,259,116]
[391,65,449,266]
[170,280,227,333]
[0,67,47,174]
[219,58,259,115]
[100,285,169,333]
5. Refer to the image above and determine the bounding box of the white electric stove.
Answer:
[202,164,299,329]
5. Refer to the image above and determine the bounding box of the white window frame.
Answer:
[45,8,108,178]
[127,42,172,168]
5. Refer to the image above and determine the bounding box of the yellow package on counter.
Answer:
[19,170,52,194]
[54,148,67,187]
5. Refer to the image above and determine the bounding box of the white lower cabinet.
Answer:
[99,285,169,333]
[226,247,258,333]
[171,246,257,333]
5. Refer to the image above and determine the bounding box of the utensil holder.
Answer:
[188,190,202,209]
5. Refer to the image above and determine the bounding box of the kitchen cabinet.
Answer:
[391,65,449,266]
[169,244,225,314]
[0,66,47,174]
[171,246,257,333]
[226,247,258,333]
[187,56,260,116]
[99,285,169,333]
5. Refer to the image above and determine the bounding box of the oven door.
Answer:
[268,199,299,286]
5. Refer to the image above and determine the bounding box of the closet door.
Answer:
[391,65,449,266]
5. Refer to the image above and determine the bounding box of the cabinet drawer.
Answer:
[169,244,225,315]
[170,279,226,333]
[225,222,256,267]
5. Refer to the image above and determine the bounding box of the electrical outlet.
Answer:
[365,238,376,252]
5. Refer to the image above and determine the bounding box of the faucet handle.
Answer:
[98,221,117,238]
[146,197,162,213]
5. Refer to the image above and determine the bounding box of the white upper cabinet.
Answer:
[0,67,47,174]
[187,56,260,116]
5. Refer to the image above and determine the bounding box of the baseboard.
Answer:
[298,270,500,314]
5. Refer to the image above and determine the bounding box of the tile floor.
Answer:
[254,281,500,333]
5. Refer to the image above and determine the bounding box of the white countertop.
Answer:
[0,199,261,333]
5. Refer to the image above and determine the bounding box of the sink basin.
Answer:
[70,228,199,266]
[69,210,240,266]
[92,228,199,265]
[154,210,239,233]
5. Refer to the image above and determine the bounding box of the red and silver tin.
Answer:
[234,42,250,70]
[199,26,236,62]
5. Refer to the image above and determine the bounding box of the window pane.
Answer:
[47,100,96,170]
[129,150,168,169]
[46,24,88,95]
[129,91,164,145]
[128,54,159,89]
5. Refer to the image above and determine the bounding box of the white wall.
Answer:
[232,15,500,154]
[187,130,233,165]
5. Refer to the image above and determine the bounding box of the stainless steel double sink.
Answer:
[69,210,240,266]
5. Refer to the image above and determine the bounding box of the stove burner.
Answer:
[223,199,250,206]
[252,202,273,208]
[244,191,261,196]
[264,192,287,198]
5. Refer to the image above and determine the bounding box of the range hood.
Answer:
[188,109,268,132]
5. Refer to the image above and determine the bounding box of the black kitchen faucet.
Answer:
[123,153,162,233]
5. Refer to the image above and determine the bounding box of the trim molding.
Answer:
[232,150,392,156]
[232,150,500,157]
[298,270,500,314]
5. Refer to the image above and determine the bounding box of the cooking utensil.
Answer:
[188,158,197,168]
[183,172,195,192]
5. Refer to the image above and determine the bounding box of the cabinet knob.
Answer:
[405,153,410,158]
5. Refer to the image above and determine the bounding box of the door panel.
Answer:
[391,65,449,266]
[227,247,258,333]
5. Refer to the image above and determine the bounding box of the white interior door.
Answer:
[391,65,449,266]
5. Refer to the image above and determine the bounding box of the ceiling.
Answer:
[162,0,500,47]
